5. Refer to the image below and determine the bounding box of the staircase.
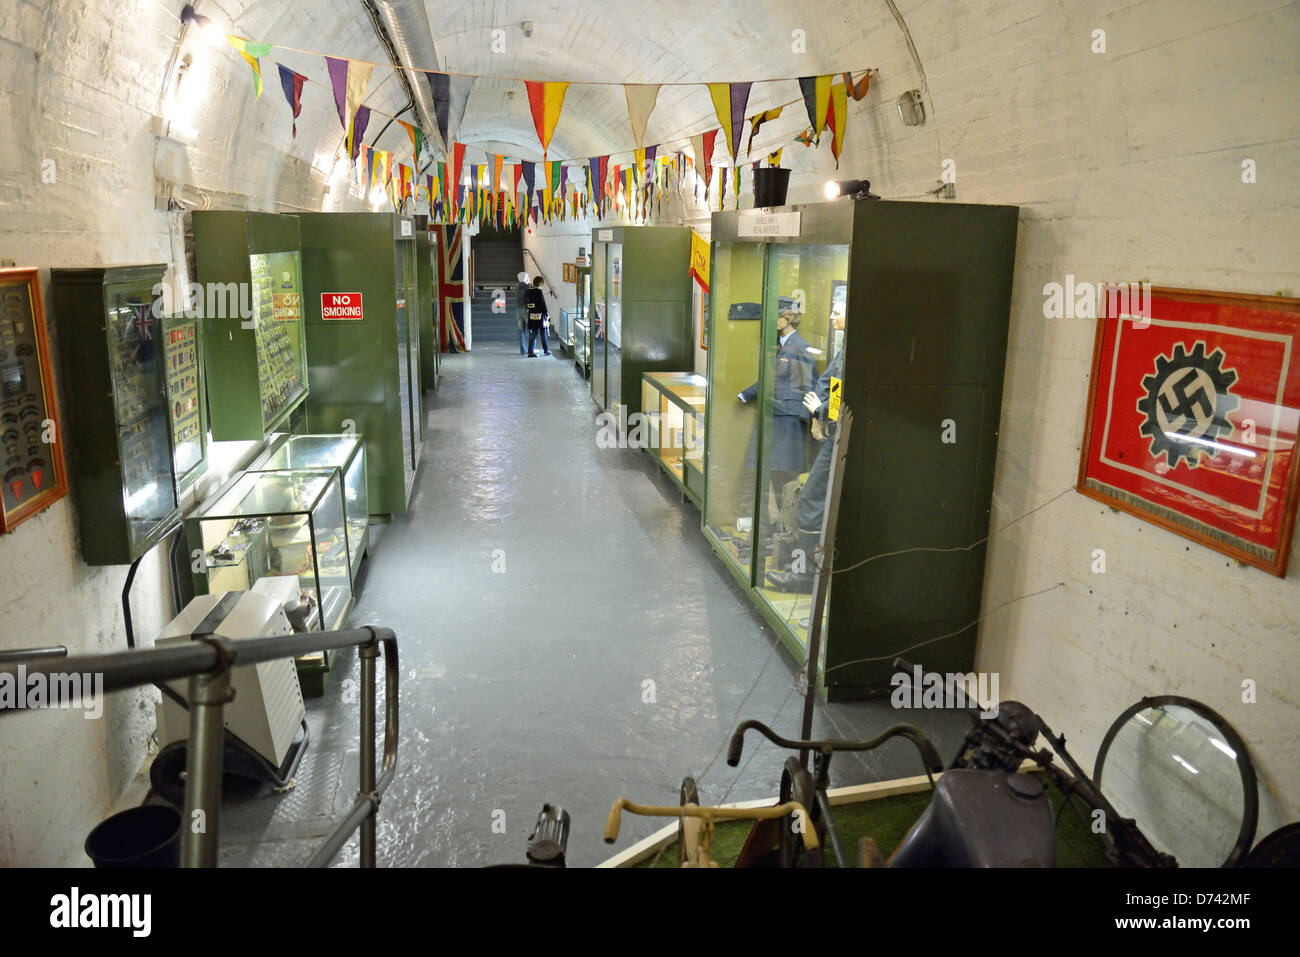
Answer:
[469,228,524,347]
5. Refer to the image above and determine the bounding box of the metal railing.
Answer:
[0,625,399,868]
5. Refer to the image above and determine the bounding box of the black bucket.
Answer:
[85,805,181,868]
[752,167,792,208]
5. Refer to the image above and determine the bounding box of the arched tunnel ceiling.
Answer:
[208,0,908,173]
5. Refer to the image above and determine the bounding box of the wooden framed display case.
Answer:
[640,371,707,507]
[190,212,309,441]
[573,315,592,375]
[187,467,353,694]
[702,199,1019,700]
[252,432,368,584]
[51,264,182,564]
[413,215,441,393]
[0,267,69,533]
[296,212,424,518]
[589,226,693,416]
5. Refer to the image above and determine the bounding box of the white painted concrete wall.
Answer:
[1,0,1296,864]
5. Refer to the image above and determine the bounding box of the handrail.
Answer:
[521,247,559,302]
[0,624,399,868]
[0,645,67,664]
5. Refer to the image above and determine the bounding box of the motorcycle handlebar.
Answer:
[726,718,944,773]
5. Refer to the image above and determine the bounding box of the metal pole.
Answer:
[799,408,853,765]
[181,646,233,868]
[359,640,379,867]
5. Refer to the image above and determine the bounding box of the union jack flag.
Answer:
[436,224,468,352]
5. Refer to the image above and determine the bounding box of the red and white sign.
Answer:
[321,292,363,321]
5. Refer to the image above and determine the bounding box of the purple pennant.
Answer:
[277,64,305,138]
[325,56,350,129]
[644,144,657,181]
[350,105,371,161]
[522,161,536,198]
[730,83,752,160]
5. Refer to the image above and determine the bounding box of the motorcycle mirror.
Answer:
[1094,696,1257,868]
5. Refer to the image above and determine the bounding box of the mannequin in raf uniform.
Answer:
[738,308,817,512]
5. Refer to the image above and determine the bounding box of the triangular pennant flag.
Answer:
[844,70,871,101]
[745,106,783,157]
[399,121,423,165]
[276,64,305,137]
[349,105,371,163]
[492,154,503,198]
[707,82,751,163]
[450,143,465,214]
[828,80,849,167]
[768,148,783,168]
[226,36,271,99]
[325,57,374,133]
[522,161,536,203]
[798,75,832,142]
[423,71,452,146]
[735,166,742,210]
[624,84,660,150]
[718,167,728,211]
[525,81,569,158]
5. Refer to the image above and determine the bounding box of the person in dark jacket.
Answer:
[738,309,817,507]
[524,275,551,357]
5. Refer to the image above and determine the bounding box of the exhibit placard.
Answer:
[737,211,802,238]
[321,292,364,321]
[597,229,614,242]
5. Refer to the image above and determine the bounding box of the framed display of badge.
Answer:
[0,267,69,532]
[1078,286,1300,576]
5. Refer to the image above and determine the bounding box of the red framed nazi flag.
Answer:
[1078,286,1300,577]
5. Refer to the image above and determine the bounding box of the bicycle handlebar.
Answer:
[603,798,820,851]
[726,718,944,773]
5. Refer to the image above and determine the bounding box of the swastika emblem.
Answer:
[1137,341,1239,469]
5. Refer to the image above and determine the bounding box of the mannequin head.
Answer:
[776,309,801,336]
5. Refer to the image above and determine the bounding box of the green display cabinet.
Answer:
[252,432,368,584]
[640,371,706,507]
[296,212,424,517]
[187,466,353,694]
[589,226,693,416]
[564,262,591,356]
[702,199,1019,700]
[50,265,182,564]
[414,215,441,393]
[190,211,309,440]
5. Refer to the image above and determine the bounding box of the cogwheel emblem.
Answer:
[1137,341,1239,468]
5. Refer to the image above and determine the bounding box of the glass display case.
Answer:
[702,200,1019,700]
[297,212,425,517]
[588,227,694,415]
[161,312,207,489]
[573,315,591,375]
[190,212,309,440]
[50,265,182,564]
[188,468,354,687]
[253,433,368,584]
[640,371,707,506]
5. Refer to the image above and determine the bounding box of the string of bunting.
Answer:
[219,31,873,226]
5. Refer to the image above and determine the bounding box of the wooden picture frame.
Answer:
[0,267,69,532]
[1077,285,1300,576]
[563,262,576,283]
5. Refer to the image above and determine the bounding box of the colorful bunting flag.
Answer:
[399,121,424,165]
[624,84,660,150]
[349,105,370,162]
[844,70,871,101]
[827,80,848,166]
[690,130,718,192]
[707,82,751,163]
[745,106,783,157]
[276,64,305,137]
[525,81,569,158]
[768,148,783,167]
[226,36,272,98]
[799,75,832,142]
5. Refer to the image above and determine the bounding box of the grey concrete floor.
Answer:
[223,341,969,867]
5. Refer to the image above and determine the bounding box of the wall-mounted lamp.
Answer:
[180,4,224,43]
[897,90,925,126]
[824,179,879,201]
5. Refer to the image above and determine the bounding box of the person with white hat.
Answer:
[514,271,531,355]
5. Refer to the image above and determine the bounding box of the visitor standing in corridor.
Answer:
[524,275,551,357]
